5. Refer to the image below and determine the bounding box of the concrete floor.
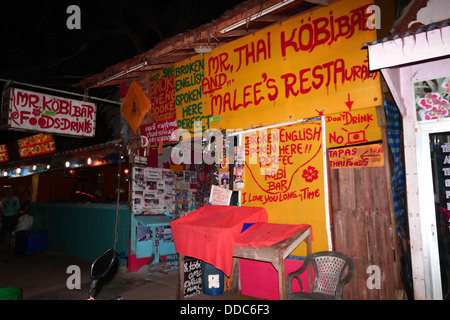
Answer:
[0,244,257,301]
[1,245,422,318]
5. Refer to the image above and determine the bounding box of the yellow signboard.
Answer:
[242,120,327,255]
[201,0,380,131]
[174,56,209,134]
[325,106,381,148]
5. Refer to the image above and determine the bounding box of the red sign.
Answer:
[146,71,178,146]
[148,73,176,123]
[17,133,56,159]
[140,119,178,147]
[0,144,9,163]
[8,88,96,137]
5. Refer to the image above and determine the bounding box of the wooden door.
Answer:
[329,166,402,299]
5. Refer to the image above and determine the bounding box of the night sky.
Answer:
[0,0,245,88]
[0,0,245,147]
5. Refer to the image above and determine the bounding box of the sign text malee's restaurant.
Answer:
[157,0,381,136]
[200,0,381,131]
[7,87,96,137]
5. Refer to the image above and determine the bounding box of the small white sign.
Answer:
[209,185,232,206]
[8,87,96,137]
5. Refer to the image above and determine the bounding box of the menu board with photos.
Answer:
[132,167,175,215]
[132,167,199,218]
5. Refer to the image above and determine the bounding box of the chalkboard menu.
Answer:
[183,257,202,298]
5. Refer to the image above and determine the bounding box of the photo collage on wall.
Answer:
[132,167,199,219]
[219,146,245,191]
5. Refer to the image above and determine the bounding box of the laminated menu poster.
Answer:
[132,167,175,215]
[132,167,198,217]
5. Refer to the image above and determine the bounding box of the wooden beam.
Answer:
[251,14,284,22]
[304,0,329,6]
[380,68,408,118]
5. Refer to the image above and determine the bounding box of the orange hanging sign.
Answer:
[120,81,150,133]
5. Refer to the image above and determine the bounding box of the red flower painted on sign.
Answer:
[302,166,318,183]
[32,108,41,117]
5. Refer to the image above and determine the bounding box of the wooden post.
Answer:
[306,231,313,293]
[377,104,402,296]
[177,253,185,300]
[229,257,240,294]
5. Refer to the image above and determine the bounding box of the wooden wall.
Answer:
[329,165,403,299]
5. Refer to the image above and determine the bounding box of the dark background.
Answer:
[0,0,245,149]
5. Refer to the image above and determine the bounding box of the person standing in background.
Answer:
[20,190,31,216]
[0,188,20,245]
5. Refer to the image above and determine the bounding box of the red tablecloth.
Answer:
[170,205,268,276]
[235,222,312,248]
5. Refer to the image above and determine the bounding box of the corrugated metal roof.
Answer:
[363,20,450,46]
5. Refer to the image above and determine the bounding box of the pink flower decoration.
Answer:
[437,99,450,111]
[422,107,448,120]
[423,111,439,120]
[418,92,441,110]
[441,80,450,94]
